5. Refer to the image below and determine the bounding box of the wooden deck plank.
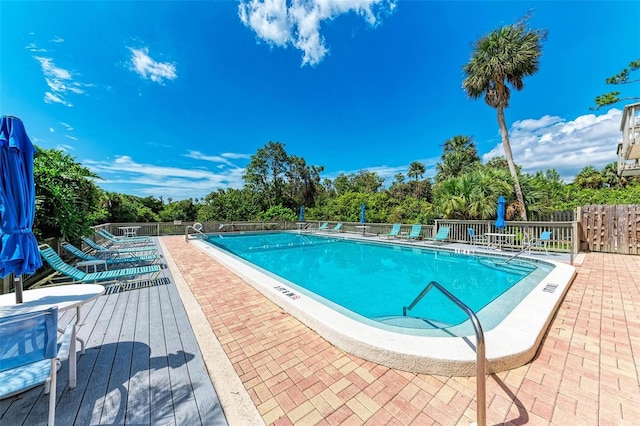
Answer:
[99,289,140,425]
[0,241,227,426]
[148,279,175,425]
[164,281,227,425]
[160,282,203,425]
[126,287,151,425]
[55,293,113,425]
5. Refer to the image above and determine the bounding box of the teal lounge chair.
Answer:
[81,237,157,256]
[317,222,329,231]
[385,224,402,238]
[399,224,422,240]
[522,231,552,254]
[96,229,151,244]
[329,223,343,233]
[467,228,487,246]
[62,243,159,266]
[425,226,450,243]
[39,245,161,291]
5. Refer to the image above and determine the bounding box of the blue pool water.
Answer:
[205,232,553,333]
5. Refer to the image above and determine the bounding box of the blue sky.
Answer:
[1,1,637,200]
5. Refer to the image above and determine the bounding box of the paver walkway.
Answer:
[163,236,640,425]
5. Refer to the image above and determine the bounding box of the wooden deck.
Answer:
[0,240,227,425]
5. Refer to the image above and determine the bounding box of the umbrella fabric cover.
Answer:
[299,206,304,221]
[495,196,506,229]
[0,116,42,277]
[360,203,366,224]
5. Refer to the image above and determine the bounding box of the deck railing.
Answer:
[92,219,578,254]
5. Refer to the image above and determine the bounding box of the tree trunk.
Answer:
[497,107,528,221]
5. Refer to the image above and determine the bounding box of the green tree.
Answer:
[463,15,546,221]
[407,161,425,181]
[573,165,604,189]
[34,147,103,241]
[159,199,198,222]
[286,155,324,208]
[592,58,640,109]
[197,188,261,221]
[601,162,623,188]
[243,141,289,209]
[331,171,384,195]
[432,167,512,220]
[435,135,480,182]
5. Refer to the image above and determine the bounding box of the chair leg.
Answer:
[48,359,57,426]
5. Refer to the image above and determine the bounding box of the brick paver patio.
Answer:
[163,236,640,425]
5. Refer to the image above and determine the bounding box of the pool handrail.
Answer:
[185,222,206,242]
[403,280,486,426]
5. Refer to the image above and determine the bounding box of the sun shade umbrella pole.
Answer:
[13,274,22,303]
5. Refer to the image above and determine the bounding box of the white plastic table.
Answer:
[355,225,370,236]
[485,232,516,250]
[0,284,105,388]
[118,226,141,237]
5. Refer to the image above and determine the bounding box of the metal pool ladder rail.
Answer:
[403,281,486,426]
[185,222,206,242]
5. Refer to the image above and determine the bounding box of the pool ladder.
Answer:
[184,222,206,242]
[403,281,486,426]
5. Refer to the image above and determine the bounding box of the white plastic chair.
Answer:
[0,307,75,426]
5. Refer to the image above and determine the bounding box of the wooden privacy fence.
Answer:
[579,205,640,255]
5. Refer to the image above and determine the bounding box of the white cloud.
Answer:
[84,154,246,199]
[26,43,47,53]
[34,55,91,107]
[185,150,251,167]
[65,135,77,141]
[52,36,64,43]
[56,144,75,151]
[60,122,74,131]
[238,0,396,66]
[44,92,72,107]
[127,47,177,84]
[481,109,622,181]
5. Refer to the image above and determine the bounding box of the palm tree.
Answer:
[462,16,546,221]
[435,135,480,182]
[407,161,425,181]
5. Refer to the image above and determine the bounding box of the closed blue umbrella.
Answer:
[299,206,304,221]
[360,203,366,224]
[0,116,42,303]
[495,196,506,229]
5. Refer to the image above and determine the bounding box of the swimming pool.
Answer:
[206,232,550,335]
[192,231,576,375]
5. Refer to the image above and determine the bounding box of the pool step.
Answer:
[477,258,535,276]
[373,315,454,329]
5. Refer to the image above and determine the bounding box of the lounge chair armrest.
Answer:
[57,323,76,361]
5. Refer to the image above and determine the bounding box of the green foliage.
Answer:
[34,147,103,240]
[243,141,324,210]
[332,170,384,195]
[159,199,198,222]
[407,161,425,181]
[197,188,261,221]
[258,205,296,221]
[435,135,481,182]
[592,58,640,109]
[432,167,512,219]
